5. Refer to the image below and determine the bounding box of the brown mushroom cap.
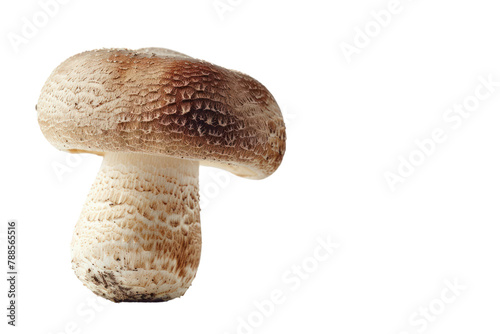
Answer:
[37,48,286,179]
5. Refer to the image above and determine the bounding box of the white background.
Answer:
[1,0,500,333]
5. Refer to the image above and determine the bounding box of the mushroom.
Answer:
[37,48,286,302]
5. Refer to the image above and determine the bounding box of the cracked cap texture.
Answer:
[37,48,286,179]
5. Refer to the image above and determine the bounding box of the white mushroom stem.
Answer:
[71,152,201,302]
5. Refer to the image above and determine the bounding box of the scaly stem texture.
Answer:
[71,153,201,302]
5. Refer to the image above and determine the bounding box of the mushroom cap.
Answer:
[37,48,286,179]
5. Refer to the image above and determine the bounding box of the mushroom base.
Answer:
[71,153,201,302]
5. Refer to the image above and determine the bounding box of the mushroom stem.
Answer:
[71,152,201,302]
